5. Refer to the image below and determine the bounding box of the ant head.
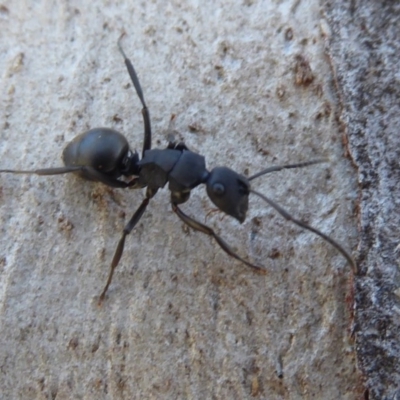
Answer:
[206,167,250,223]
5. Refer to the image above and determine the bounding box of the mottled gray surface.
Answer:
[323,1,400,399]
[0,1,362,399]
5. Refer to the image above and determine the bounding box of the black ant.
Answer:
[0,35,356,303]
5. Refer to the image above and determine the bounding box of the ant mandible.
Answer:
[0,34,357,303]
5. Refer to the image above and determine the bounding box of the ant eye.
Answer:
[212,182,225,196]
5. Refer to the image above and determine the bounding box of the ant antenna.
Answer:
[250,189,357,274]
[248,160,327,181]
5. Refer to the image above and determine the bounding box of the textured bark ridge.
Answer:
[324,1,400,398]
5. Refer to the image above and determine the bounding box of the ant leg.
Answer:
[76,167,139,188]
[164,115,189,151]
[0,166,135,189]
[0,166,82,175]
[166,114,178,148]
[248,159,327,181]
[167,142,190,151]
[172,203,267,275]
[250,189,357,274]
[98,187,157,303]
[165,116,189,150]
[117,34,151,157]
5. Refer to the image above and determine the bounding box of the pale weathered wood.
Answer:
[0,1,362,398]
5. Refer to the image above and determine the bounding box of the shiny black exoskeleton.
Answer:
[138,146,249,222]
[62,128,140,185]
[0,35,357,302]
